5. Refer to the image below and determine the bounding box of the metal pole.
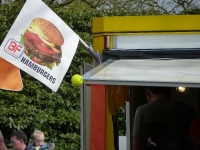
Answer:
[79,37,101,66]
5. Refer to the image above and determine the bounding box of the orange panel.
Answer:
[0,57,23,91]
[90,85,106,150]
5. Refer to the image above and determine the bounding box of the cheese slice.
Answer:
[27,27,61,53]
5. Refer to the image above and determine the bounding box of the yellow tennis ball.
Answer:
[71,74,83,86]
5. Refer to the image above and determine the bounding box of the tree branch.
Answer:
[139,0,169,13]
[58,0,75,7]
[174,0,193,12]
[82,0,101,9]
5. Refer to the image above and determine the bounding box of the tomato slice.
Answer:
[31,56,42,65]
[24,30,57,55]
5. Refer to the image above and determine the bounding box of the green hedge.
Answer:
[0,2,200,149]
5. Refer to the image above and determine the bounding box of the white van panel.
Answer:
[113,34,200,49]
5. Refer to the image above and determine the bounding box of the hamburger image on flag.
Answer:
[20,17,64,70]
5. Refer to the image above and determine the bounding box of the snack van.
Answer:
[80,15,200,150]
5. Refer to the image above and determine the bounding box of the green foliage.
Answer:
[0,3,23,44]
[1,1,200,149]
[118,107,126,136]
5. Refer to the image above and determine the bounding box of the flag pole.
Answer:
[79,37,101,66]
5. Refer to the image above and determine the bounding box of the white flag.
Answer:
[0,0,79,92]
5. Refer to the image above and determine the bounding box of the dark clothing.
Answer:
[146,134,180,150]
[29,143,49,150]
[25,147,29,150]
[132,100,197,142]
[189,115,200,150]
[25,143,32,150]
[145,133,195,150]
[189,115,200,138]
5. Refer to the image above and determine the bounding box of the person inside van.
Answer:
[189,115,200,150]
[132,86,197,150]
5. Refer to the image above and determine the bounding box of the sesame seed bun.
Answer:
[30,17,64,46]
[23,17,64,69]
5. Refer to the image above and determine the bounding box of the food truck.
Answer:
[80,15,200,150]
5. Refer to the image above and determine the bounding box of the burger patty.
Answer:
[24,36,62,64]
